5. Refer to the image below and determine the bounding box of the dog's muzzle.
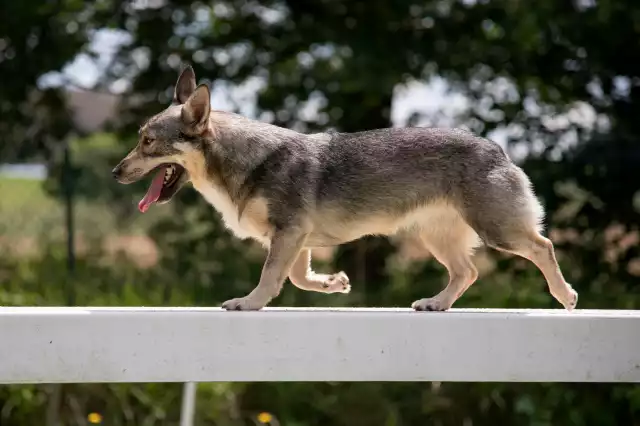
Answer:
[112,165,122,179]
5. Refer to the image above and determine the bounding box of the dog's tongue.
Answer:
[138,166,167,213]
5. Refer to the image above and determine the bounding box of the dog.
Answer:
[112,66,578,312]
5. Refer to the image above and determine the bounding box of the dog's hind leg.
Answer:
[412,248,478,311]
[490,232,578,310]
[463,166,578,310]
[411,211,480,311]
[288,249,351,294]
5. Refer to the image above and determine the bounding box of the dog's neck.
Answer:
[181,112,322,214]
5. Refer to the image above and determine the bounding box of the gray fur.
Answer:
[113,66,578,312]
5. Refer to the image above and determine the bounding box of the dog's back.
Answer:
[298,128,534,247]
[316,127,511,211]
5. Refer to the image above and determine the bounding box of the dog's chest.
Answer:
[191,179,271,243]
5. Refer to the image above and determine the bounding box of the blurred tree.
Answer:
[0,0,98,163]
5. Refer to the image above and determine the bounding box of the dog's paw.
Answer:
[323,271,351,294]
[562,285,578,311]
[222,297,266,311]
[411,297,451,312]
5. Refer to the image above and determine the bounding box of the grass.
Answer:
[0,177,113,240]
[0,132,172,241]
[0,175,170,269]
[0,176,169,240]
[0,177,53,213]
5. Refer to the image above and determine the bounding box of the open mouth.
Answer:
[138,163,186,213]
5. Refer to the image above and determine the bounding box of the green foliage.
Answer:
[0,0,93,162]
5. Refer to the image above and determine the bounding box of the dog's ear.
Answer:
[181,84,211,133]
[174,65,196,104]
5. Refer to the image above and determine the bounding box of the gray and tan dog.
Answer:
[113,66,578,312]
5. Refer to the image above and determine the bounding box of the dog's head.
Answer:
[112,66,212,212]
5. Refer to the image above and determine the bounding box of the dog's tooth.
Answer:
[163,165,177,184]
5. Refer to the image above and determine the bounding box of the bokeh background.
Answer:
[2,0,640,424]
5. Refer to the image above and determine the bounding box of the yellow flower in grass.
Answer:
[87,412,103,424]
[257,412,273,424]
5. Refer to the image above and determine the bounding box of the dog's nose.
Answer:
[112,165,122,179]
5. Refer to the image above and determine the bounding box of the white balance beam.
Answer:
[1,307,639,383]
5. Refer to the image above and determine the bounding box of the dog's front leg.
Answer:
[289,249,351,294]
[222,227,308,311]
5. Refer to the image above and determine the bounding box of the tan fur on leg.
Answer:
[289,249,351,294]
[502,233,578,310]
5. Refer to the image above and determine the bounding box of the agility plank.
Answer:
[0,307,639,383]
